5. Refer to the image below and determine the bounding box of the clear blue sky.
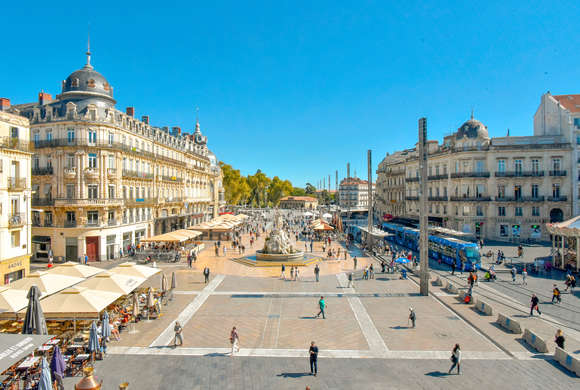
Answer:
[3,1,580,187]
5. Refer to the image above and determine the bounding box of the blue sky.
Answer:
[2,1,580,187]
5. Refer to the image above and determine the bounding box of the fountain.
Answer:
[256,213,305,261]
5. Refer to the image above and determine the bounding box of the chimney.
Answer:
[141,115,149,124]
[347,163,350,179]
[0,98,10,111]
[38,92,52,105]
[126,107,135,117]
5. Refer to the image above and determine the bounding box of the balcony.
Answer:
[64,167,77,179]
[64,220,77,228]
[405,196,419,201]
[450,195,492,201]
[0,137,32,153]
[548,196,568,202]
[107,168,117,178]
[86,221,100,227]
[8,213,26,228]
[84,168,99,180]
[520,196,545,202]
[108,220,118,226]
[122,170,154,180]
[406,177,420,182]
[7,177,26,191]
[32,167,53,175]
[54,198,125,207]
[126,197,159,206]
[32,198,55,206]
[495,170,544,177]
[428,174,449,181]
[495,196,516,202]
[160,175,183,183]
[549,170,567,176]
[164,197,185,204]
[428,196,448,201]
[450,171,490,178]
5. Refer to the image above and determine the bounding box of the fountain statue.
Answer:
[256,212,305,261]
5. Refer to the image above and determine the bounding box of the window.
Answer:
[514,159,522,175]
[500,224,508,237]
[574,118,580,128]
[66,154,75,169]
[497,185,505,198]
[87,211,99,226]
[33,132,40,145]
[498,206,506,216]
[66,184,75,199]
[108,185,115,199]
[67,128,75,143]
[123,186,127,199]
[514,185,522,200]
[11,231,20,247]
[88,153,97,169]
[515,207,523,216]
[66,211,76,224]
[88,185,98,199]
[88,129,97,144]
[47,154,52,168]
[108,155,115,169]
[108,211,115,224]
[531,159,539,173]
[443,205,447,215]
[435,204,439,213]
[429,204,432,213]
[455,161,459,173]
[476,184,485,198]
[532,206,540,217]
[475,160,485,172]
[476,206,483,216]
[44,212,53,226]
[108,132,114,145]
[10,127,19,139]
[33,157,39,169]
[46,129,52,141]
[531,184,539,198]
[497,159,505,173]
[552,158,561,171]
[462,206,470,216]
[552,183,560,198]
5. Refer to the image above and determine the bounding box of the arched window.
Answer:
[87,79,96,88]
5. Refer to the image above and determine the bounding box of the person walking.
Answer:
[203,267,210,284]
[173,321,183,347]
[187,254,193,268]
[555,329,565,349]
[530,294,541,316]
[451,260,456,275]
[347,272,354,288]
[353,256,358,270]
[281,264,286,280]
[408,307,416,328]
[230,326,240,356]
[314,264,320,282]
[552,284,561,304]
[511,266,517,284]
[84,253,88,265]
[295,267,300,281]
[290,267,295,281]
[448,344,461,375]
[344,251,347,261]
[223,246,227,257]
[522,267,528,286]
[316,296,326,319]
[309,341,318,376]
[369,264,375,279]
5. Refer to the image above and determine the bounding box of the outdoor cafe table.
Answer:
[37,345,53,352]
[16,356,39,370]
[45,338,60,345]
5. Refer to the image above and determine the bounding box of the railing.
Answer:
[406,177,420,182]
[64,220,77,228]
[86,221,100,227]
[32,167,53,175]
[64,167,77,177]
[32,198,55,206]
[54,198,124,207]
[126,198,159,206]
[428,174,448,180]
[428,196,448,201]
[0,137,32,153]
[122,170,154,180]
[108,220,118,226]
[8,213,26,227]
[520,196,545,202]
[548,196,568,201]
[495,171,544,177]
[549,170,567,176]
[7,177,26,191]
[160,175,183,183]
[450,196,492,201]
[450,171,490,178]
[405,196,419,201]
[495,196,516,202]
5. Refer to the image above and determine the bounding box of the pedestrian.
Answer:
[344,251,347,261]
[187,254,192,268]
[522,267,527,286]
[369,264,374,279]
[555,329,565,349]
[290,267,294,281]
[281,264,286,280]
[530,294,541,316]
[203,267,210,284]
[460,260,464,275]
[173,321,183,347]
[408,307,416,328]
[84,253,88,265]
[347,272,354,288]
[552,284,561,304]
[511,266,517,284]
[316,296,326,319]
[230,326,240,356]
[363,267,368,280]
[223,246,227,257]
[309,341,318,376]
[451,260,456,275]
[448,344,461,375]
[353,257,358,270]
[314,264,320,282]
[295,267,300,281]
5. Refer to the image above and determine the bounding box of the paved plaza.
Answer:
[58,233,580,389]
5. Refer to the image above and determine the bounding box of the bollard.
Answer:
[523,329,549,353]
[475,298,493,316]
[497,313,522,334]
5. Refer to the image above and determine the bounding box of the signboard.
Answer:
[530,224,541,239]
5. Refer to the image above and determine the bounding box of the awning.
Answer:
[110,262,161,279]
[0,334,54,374]
[78,271,145,295]
[141,229,202,243]
[48,262,103,279]
[0,288,30,317]
[9,272,84,297]
[32,236,51,244]
[32,287,122,319]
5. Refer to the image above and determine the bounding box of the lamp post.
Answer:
[418,118,429,296]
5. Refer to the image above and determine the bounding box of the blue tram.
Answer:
[382,223,481,271]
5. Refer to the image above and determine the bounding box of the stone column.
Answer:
[77,152,84,199]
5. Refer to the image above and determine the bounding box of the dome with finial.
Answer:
[455,111,489,140]
[59,40,115,108]
[193,120,207,145]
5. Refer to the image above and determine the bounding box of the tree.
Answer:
[305,183,317,195]
[291,187,306,196]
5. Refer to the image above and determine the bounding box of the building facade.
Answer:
[376,114,573,241]
[279,196,318,210]
[11,52,223,262]
[0,107,32,284]
[338,177,375,211]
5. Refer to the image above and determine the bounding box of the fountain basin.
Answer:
[255,250,305,262]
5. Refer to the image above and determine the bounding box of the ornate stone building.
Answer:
[338,177,375,211]
[0,106,32,284]
[376,114,573,241]
[11,51,223,262]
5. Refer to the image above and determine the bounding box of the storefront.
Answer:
[0,254,30,286]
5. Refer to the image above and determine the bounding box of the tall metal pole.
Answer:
[335,170,338,191]
[418,118,430,296]
[367,150,373,248]
[328,174,331,192]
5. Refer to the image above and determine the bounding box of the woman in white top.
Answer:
[448,344,461,374]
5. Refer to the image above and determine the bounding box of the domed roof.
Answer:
[456,114,489,140]
[59,50,115,107]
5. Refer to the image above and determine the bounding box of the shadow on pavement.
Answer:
[390,326,410,330]
[299,316,318,319]
[277,372,312,378]
[425,371,450,378]
[204,352,228,357]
